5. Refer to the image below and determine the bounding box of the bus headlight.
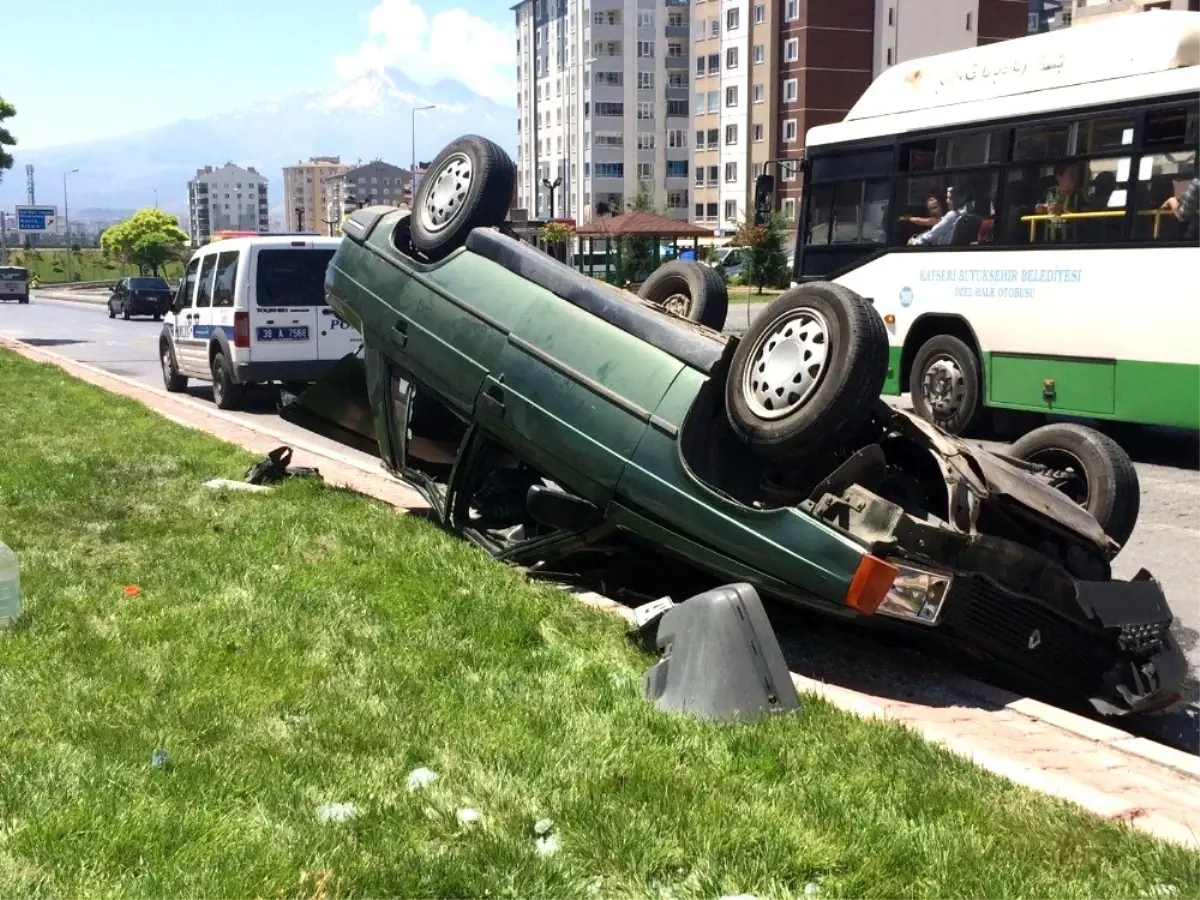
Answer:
[877,563,953,626]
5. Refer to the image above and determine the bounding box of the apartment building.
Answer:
[1029,0,1065,31]
[325,159,412,233]
[514,0,693,224]
[1055,0,1199,27]
[282,156,351,235]
[186,163,269,244]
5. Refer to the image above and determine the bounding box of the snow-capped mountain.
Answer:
[0,69,515,222]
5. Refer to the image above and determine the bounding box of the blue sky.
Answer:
[3,0,517,149]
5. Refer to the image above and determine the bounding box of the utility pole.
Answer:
[542,176,562,219]
[63,168,79,282]
[294,206,305,233]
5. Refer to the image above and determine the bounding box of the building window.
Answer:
[753,83,764,103]
[595,70,622,87]
[637,133,656,150]
[694,203,705,218]
[594,162,624,178]
[596,131,624,147]
[667,99,689,117]
[752,163,764,179]
[725,124,738,145]
[668,10,684,27]
[695,129,705,149]
[707,165,719,185]
[726,47,739,69]
[886,47,893,66]
[709,18,719,37]
[726,8,740,30]
[668,71,688,87]
[724,199,737,221]
[637,101,654,120]
[782,162,797,182]
[668,41,684,57]
[637,162,654,179]
[753,44,765,64]
[888,7,894,26]
[696,57,705,76]
[637,10,652,27]
[667,191,687,209]
[753,4,765,24]
[752,123,764,142]
[637,41,654,57]
[695,169,705,187]
[667,129,687,148]
[783,119,797,142]
[706,128,719,148]
[706,90,719,112]
[694,91,705,112]
[666,160,689,178]
[783,78,798,103]
[784,38,798,62]
[707,52,719,74]
[638,71,654,89]
[724,161,738,182]
[782,197,796,220]
[785,0,799,21]
[725,85,739,107]
[706,202,719,219]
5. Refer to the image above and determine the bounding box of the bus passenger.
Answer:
[1161,176,1199,241]
[908,185,973,246]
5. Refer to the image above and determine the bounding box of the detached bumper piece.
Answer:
[939,569,1185,716]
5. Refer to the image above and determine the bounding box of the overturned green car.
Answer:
[284,134,1187,717]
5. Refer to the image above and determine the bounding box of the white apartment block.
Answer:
[1055,0,1199,26]
[187,163,269,244]
[514,0,693,223]
[282,156,351,235]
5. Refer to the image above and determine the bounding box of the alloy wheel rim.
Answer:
[742,306,830,420]
[420,152,474,234]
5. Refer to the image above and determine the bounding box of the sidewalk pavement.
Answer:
[1,332,1197,851]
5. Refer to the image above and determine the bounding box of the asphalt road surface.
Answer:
[5,292,1198,745]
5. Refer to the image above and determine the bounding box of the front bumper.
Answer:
[939,569,1186,716]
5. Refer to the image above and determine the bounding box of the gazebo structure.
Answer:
[574,211,713,284]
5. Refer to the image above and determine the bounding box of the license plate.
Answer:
[256,326,310,342]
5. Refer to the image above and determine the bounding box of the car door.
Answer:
[248,244,320,365]
[208,249,240,351]
[180,254,217,375]
[111,278,125,314]
[168,259,204,375]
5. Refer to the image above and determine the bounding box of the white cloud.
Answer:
[333,0,516,106]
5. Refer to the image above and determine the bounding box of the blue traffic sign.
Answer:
[16,206,57,232]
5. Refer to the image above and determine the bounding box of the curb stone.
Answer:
[1,333,1197,850]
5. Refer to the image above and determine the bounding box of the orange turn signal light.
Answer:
[844,554,900,615]
[883,313,896,325]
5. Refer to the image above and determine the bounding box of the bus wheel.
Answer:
[1006,423,1139,552]
[725,281,888,462]
[909,334,984,436]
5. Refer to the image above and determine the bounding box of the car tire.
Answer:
[108,304,116,319]
[409,134,515,261]
[210,350,243,410]
[637,260,729,330]
[909,334,985,435]
[153,313,162,322]
[161,342,188,393]
[725,281,889,461]
[1006,422,1140,549]
[122,302,131,321]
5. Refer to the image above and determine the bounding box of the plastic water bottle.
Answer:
[0,540,21,628]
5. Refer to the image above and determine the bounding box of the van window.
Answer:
[212,251,240,308]
[254,248,336,308]
[196,255,218,308]
[0,267,28,281]
[176,258,200,309]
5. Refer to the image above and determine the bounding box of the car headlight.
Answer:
[877,563,953,626]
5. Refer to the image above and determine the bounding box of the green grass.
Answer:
[3,248,185,285]
[0,349,1196,900]
[728,284,785,304]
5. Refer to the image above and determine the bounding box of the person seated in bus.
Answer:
[1034,161,1088,218]
[907,184,975,247]
[896,193,943,243]
[1160,176,1200,241]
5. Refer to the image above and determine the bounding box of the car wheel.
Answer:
[909,334,985,436]
[637,260,729,330]
[725,281,888,461]
[409,134,515,261]
[1006,422,1140,550]
[210,350,243,410]
[160,342,188,393]
[153,313,162,322]
[108,303,116,319]
[122,302,131,321]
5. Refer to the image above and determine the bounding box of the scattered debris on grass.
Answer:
[406,767,438,791]
[316,802,358,824]
[204,478,272,493]
[532,818,560,856]
[123,584,141,597]
[456,806,482,828]
[149,746,170,770]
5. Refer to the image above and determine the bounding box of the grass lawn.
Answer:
[0,349,1196,900]
[3,248,184,285]
[728,284,784,305]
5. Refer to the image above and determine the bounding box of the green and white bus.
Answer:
[791,10,1200,434]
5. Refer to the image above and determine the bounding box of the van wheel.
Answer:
[637,260,729,330]
[210,350,244,410]
[725,282,889,461]
[161,343,188,393]
[409,134,515,261]
[909,334,985,435]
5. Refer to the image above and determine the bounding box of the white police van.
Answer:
[159,235,362,409]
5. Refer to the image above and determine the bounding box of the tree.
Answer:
[538,220,574,264]
[100,209,189,276]
[613,180,658,285]
[0,95,15,182]
[732,211,791,294]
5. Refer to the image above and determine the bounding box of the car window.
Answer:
[176,259,200,310]
[212,251,240,308]
[196,255,218,308]
[130,276,170,290]
[254,248,335,307]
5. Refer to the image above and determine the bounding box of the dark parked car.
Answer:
[283,134,1186,718]
[108,276,173,320]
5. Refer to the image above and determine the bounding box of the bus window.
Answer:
[905,171,999,248]
[1132,150,1198,242]
[1143,105,1196,147]
[1013,113,1136,161]
[829,178,889,244]
[806,183,834,245]
[1002,157,1131,246]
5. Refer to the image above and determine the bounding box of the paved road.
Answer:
[0,293,384,470]
[5,292,1198,742]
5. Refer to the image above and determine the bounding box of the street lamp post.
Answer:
[294,206,305,233]
[542,175,562,219]
[63,168,79,282]
[412,103,436,198]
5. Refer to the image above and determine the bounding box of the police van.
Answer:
[159,235,362,409]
